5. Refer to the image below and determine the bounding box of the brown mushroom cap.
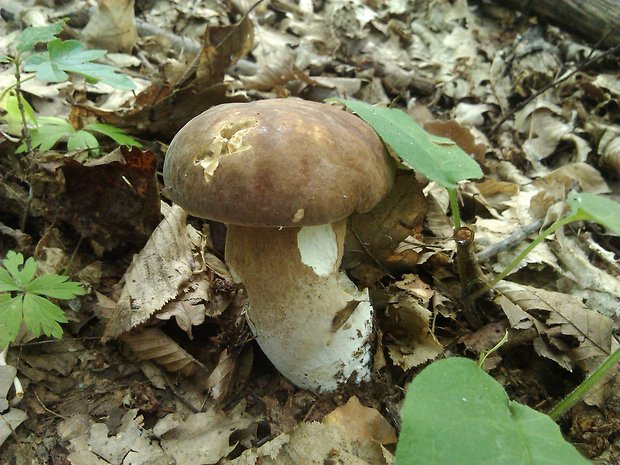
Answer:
[163,98,395,226]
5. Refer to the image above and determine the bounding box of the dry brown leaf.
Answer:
[159,403,254,465]
[495,281,613,372]
[323,396,397,445]
[81,0,138,53]
[534,162,610,195]
[103,204,193,340]
[206,346,253,403]
[121,327,200,376]
[156,301,206,340]
[231,422,394,465]
[385,296,443,370]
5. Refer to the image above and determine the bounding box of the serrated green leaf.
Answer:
[84,123,143,148]
[68,129,99,153]
[26,274,86,299]
[568,192,620,235]
[0,268,19,292]
[0,295,24,349]
[17,257,37,286]
[22,293,67,340]
[395,358,590,465]
[15,21,64,53]
[2,251,25,283]
[23,39,135,90]
[331,99,483,189]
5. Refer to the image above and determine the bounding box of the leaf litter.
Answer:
[0,0,620,462]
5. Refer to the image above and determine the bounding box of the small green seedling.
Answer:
[1,21,140,156]
[469,191,620,300]
[0,251,86,350]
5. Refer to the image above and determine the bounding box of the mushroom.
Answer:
[163,98,394,391]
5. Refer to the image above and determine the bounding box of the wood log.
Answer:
[494,0,620,47]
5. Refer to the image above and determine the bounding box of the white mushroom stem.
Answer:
[225,219,374,392]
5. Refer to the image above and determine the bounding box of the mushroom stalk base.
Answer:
[225,220,374,392]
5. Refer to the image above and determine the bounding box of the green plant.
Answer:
[0,21,141,156]
[332,99,620,462]
[394,358,591,465]
[0,251,86,350]
[331,98,483,228]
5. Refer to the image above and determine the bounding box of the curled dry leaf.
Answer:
[323,396,397,445]
[206,346,253,404]
[156,300,206,340]
[103,204,193,340]
[384,294,443,370]
[121,327,200,376]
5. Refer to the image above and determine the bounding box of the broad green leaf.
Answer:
[331,99,483,189]
[0,295,24,349]
[395,358,590,465]
[568,192,620,234]
[24,39,135,90]
[15,21,64,53]
[22,293,67,339]
[85,123,143,148]
[68,129,99,153]
[26,274,86,299]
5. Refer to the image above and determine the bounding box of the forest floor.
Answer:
[1,0,620,464]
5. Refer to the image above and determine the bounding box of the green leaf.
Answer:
[23,39,135,90]
[0,268,19,292]
[331,99,483,189]
[2,251,25,283]
[84,123,143,148]
[395,358,590,465]
[15,21,64,53]
[568,192,620,235]
[68,129,99,153]
[27,116,74,152]
[26,274,86,299]
[22,293,67,339]
[0,90,38,136]
[0,295,24,350]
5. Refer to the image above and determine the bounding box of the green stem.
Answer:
[469,213,582,300]
[549,346,620,421]
[448,188,461,229]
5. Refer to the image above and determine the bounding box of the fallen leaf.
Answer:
[323,396,397,445]
[82,0,138,53]
[103,203,193,339]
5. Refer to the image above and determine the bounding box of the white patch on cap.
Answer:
[292,208,305,223]
[196,118,258,182]
[297,224,338,276]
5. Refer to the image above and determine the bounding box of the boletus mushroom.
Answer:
[163,98,394,392]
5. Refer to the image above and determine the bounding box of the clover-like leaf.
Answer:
[15,21,64,53]
[0,251,85,349]
[85,123,143,148]
[24,39,135,90]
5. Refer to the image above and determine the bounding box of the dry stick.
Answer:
[490,40,620,135]
[454,227,487,328]
[476,217,544,263]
